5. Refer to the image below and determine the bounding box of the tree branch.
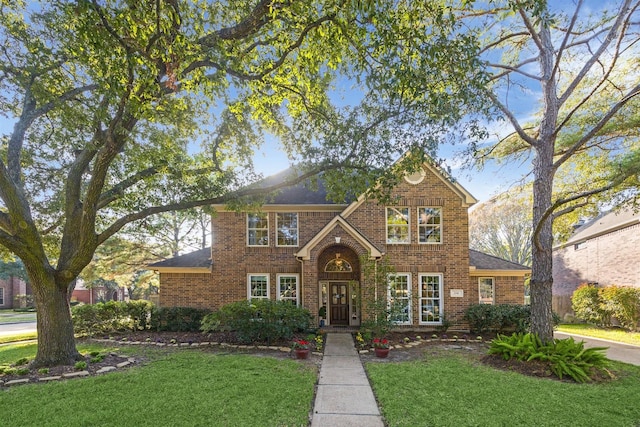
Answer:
[486,91,538,146]
[558,0,634,105]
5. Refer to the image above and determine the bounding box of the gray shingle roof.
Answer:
[254,168,337,205]
[560,208,640,247]
[148,247,212,269]
[469,249,530,271]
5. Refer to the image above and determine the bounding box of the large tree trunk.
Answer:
[530,146,556,344]
[29,268,81,367]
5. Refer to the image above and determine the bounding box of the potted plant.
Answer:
[372,338,390,358]
[319,306,327,327]
[292,339,310,359]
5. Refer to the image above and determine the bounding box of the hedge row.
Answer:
[572,284,640,330]
[463,304,561,334]
[201,300,313,345]
[71,301,210,336]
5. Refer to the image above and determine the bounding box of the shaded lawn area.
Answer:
[367,355,640,427]
[557,324,640,346]
[1,344,315,427]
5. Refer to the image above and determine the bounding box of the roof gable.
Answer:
[295,215,383,260]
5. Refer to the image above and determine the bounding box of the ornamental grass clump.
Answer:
[489,332,610,383]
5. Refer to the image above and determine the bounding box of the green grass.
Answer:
[0,332,37,344]
[1,345,315,427]
[557,324,640,346]
[0,342,115,366]
[367,355,640,427]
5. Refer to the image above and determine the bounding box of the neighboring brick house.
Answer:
[71,279,128,305]
[0,275,32,309]
[151,163,530,329]
[553,209,640,317]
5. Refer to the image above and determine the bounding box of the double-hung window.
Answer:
[277,274,299,306]
[247,213,269,246]
[388,273,411,325]
[276,213,298,247]
[247,274,269,300]
[418,207,441,243]
[479,277,495,304]
[0,287,4,305]
[419,274,443,324]
[386,207,410,244]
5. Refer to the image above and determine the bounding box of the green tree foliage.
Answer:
[469,0,640,342]
[469,188,532,266]
[0,1,489,366]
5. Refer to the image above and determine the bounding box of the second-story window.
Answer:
[386,207,410,244]
[276,212,298,246]
[247,213,269,246]
[418,207,441,244]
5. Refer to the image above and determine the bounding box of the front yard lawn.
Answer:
[556,324,640,346]
[1,344,315,427]
[366,354,640,426]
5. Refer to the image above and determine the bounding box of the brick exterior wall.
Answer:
[0,276,30,309]
[468,275,525,305]
[553,222,640,296]
[159,168,527,330]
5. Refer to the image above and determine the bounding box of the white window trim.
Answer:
[417,207,442,244]
[247,213,269,247]
[386,207,410,244]
[0,287,4,306]
[277,274,300,306]
[418,273,443,325]
[387,273,412,325]
[479,277,495,305]
[247,274,270,300]
[275,212,299,247]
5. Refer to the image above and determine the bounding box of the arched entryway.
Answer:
[317,245,360,326]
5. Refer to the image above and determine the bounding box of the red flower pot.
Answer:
[295,349,310,359]
[374,348,390,358]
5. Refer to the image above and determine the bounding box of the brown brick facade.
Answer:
[158,166,527,330]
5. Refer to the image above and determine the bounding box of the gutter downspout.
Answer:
[296,256,304,312]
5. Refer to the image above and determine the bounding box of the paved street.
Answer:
[0,321,37,337]
[554,331,640,366]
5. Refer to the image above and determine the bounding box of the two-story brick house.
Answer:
[552,208,640,318]
[151,163,530,329]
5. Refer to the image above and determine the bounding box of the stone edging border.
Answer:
[1,356,136,388]
[357,337,485,354]
[91,338,324,357]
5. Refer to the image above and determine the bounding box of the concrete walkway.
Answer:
[311,332,384,427]
[554,331,640,366]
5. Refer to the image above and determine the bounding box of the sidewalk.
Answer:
[554,331,640,366]
[311,332,384,427]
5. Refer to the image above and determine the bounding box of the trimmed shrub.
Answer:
[464,304,534,334]
[126,300,155,330]
[150,306,211,332]
[599,285,640,330]
[572,284,611,326]
[201,300,312,344]
[489,332,610,383]
[72,302,127,336]
[72,300,156,335]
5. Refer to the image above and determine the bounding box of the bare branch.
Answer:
[486,91,538,146]
[558,0,635,105]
